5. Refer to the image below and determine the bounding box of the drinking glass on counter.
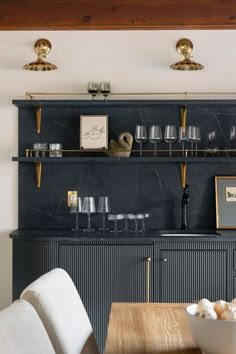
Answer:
[149,125,162,156]
[98,196,110,230]
[127,214,139,232]
[82,197,96,231]
[135,125,147,157]
[108,214,124,232]
[164,125,177,157]
[70,197,82,231]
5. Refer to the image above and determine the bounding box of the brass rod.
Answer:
[35,106,42,134]
[181,106,187,128]
[180,162,187,189]
[25,148,220,153]
[146,256,151,303]
[35,161,42,188]
[26,91,236,100]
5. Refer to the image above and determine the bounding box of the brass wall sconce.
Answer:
[170,38,204,71]
[23,38,57,71]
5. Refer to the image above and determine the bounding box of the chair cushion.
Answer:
[0,300,55,354]
[21,268,99,354]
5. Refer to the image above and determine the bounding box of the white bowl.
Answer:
[186,304,236,354]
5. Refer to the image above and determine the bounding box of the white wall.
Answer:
[0,30,236,309]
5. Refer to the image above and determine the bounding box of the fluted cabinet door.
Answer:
[13,240,59,300]
[157,249,227,302]
[59,242,153,353]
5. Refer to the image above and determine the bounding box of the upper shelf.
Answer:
[12,156,236,163]
[12,98,236,108]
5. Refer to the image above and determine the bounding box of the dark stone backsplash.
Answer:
[15,100,236,230]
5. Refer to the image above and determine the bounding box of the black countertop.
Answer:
[9,229,236,242]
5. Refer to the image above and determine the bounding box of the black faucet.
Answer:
[181,184,189,230]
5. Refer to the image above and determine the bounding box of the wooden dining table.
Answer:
[104,303,202,354]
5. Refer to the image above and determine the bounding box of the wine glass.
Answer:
[100,82,111,99]
[70,197,82,231]
[135,125,147,157]
[178,127,187,156]
[82,197,96,231]
[187,126,197,157]
[149,125,162,156]
[87,82,99,100]
[230,126,236,155]
[97,196,110,230]
[195,126,201,156]
[164,125,177,157]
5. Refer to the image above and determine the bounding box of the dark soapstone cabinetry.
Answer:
[10,234,236,353]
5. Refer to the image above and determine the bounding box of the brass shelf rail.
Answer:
[26,91,236,100]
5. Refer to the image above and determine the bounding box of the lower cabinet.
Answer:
[11,237,236,353]
[157,248,227,302]
[58,242,154,352]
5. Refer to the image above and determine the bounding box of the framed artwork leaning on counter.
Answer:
[215,176,236,229]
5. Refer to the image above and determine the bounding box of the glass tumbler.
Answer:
[33,142,48,157]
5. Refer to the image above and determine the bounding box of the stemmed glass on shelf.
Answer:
[82,197,96,231]
[87,82,99,100]
[164,125,177,157]
[135,125,147,157]
[178,127,187,156]
[100,82,111,100]
[187,126,201,156]
[149,125,162,156]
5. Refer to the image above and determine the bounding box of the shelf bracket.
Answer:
[180,162,187,189]
[180,105,187,189]
[35,106,42,134]
[181,106,187,128]
[35,161,42,188]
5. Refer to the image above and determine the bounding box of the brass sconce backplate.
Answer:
[176,38,193,55]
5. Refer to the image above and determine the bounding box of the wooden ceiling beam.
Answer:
[1,0,236,30]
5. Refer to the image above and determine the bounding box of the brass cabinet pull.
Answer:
[146,256,151,303]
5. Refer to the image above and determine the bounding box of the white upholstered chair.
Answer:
[21,268,99,354]
[0,299,55,354]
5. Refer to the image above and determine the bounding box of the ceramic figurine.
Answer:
[107,132,133,157]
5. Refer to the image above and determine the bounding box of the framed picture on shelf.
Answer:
[80,115,108,150]
[215,176,236,229]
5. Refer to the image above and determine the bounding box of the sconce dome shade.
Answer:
[23,38,57,71]
[170,38,204,71]
[23,59,57,71]
[170,59,204,71]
